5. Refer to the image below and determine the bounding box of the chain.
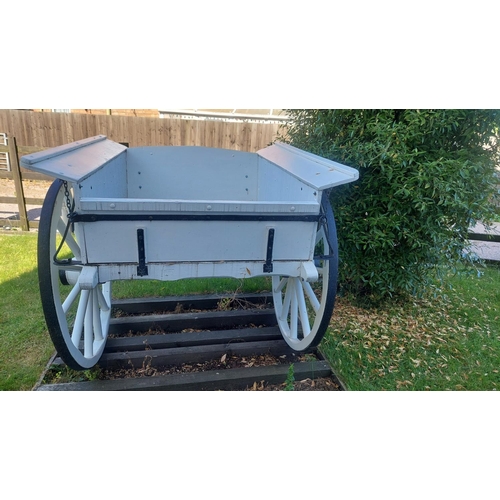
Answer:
[54,180,76,265]
[63,180,74,218]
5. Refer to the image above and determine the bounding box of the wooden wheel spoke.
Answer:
[96,284,111,312]
[71,289,90,348]
[280,280,293,322]
[290,279,298,339]
[303,281,320,313]
[274,277,287,294]
[62,281,81,313]
[84,291,94,358]
[56,217,81,259]
[297,282,311,337]
[315,226,326,246]
[93,289,104,342]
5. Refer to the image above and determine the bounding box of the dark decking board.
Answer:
[37,292,343,391]
[109,308,277,335]
[96,339,295,370]
[112,292,273,314]
[105,326,283,352]
[37,360,333,391]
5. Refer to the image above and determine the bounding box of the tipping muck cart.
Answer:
[21,136,358,370]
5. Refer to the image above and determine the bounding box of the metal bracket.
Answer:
[263,228,275,273]
[137,229,148,276]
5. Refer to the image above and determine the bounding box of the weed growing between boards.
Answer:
[320,265,500,391]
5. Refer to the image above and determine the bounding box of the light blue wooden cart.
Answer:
[21,136,358,369]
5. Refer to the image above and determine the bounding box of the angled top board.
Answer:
[257,142,359,191]
[20,135,127,183]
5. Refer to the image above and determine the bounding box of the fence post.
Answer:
[9,136,29,231]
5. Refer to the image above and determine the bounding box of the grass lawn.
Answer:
[0,232,54,390]
[321,265,500,390]
[1,231,499,390]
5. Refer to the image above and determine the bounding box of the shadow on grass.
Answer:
[0,266,54,391]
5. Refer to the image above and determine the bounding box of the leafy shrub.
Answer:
[278,109,500,300]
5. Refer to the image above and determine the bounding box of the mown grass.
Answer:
[320,265,500,390]
[0,233,54,390]
[1,231,499,390]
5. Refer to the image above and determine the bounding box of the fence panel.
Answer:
[0,110,283,151]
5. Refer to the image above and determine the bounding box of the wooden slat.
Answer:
[111,292,273,314]
[0,196,44,205]
[0,171,54,181]
[67,339,294,370]
[108,308,277,335]
[104,326,282,352]
[37,360,332,391]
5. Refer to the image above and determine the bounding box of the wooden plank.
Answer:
[0,196,44,205]
[108,308,278,335]
[0,145,46,155]
[0,220,21,228]
[37,360,332,391]
[104,326,282,352]
[111,292,273,314]
[0,171,53,181]
[0,219,39,229]
[9,137,29,231]
[97,339,294,370]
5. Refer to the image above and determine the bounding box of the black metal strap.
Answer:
[70,213,321,223]
[136,229,148,276]
[263,228,275,273]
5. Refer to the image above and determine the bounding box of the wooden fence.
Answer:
[0,109,283,150]
[0,111,287,231]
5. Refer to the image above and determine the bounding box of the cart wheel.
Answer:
[272,195,338,351]
[38,179,111,370]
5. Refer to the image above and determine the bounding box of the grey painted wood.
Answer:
[257,142,359,190]
[20,136,127,183]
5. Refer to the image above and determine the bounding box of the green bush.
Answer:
[279,109,500,300]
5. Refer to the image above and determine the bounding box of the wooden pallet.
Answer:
[36,292,344,391]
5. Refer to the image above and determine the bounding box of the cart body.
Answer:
[22,135,358,283]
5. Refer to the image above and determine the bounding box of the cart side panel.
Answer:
[257,156,320,203]
[125,146,259,201]
[75,151,128,202]
[80,220,316,266]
